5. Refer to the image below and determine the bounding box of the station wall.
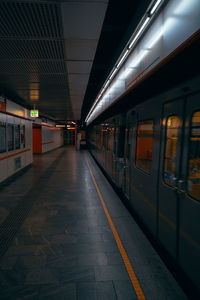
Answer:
[0,99,64,184]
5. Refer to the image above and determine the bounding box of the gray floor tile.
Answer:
[95,265,129,281]
[77,281,117,300]
[39,283,76,300]
[78,252,108,266]
[113,280,137,300]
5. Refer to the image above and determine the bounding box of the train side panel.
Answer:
[87,76,200,291]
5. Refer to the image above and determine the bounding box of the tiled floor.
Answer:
[0,147,188,299]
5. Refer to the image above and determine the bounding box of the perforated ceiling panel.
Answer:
[0,0,108,121]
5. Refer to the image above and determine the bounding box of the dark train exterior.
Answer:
[87,76,200,292]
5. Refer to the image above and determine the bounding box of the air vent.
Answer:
[0,2,62,38]
[0,40,65,59]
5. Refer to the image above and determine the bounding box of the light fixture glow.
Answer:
[118,68,134,80]
[109,68,118,80]
[128,17,150,49]
[116,50,129,68]
[130,50,148,68]
[150,0,162,15]
[147,28,164,48]
[85,0,167,124]
[104,80,110,90]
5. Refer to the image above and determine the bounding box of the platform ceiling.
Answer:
[0,0,151,122]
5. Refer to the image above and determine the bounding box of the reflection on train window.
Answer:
[136,120,153,173]
[8,124,14,151]
[107,127,113,151]
[15,124,20,149]
[187,111,200,200]
[21,125,26,148]
[163,116,180,186]
[102,129,107,149]
[0,122,6,153]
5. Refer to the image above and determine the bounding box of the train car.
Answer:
[87,75,200,293]
[0,99,63,184]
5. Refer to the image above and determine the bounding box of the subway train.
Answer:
[87,76,200,293]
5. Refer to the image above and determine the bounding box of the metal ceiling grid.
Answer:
[0,1,72,120]
[0,0,108,121]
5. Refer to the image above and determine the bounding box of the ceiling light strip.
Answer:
[85,0,164,123]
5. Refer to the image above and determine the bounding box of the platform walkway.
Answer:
[0,146,187,299]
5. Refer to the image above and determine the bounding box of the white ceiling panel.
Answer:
[66,61,93,74]
[61,0,108,120]
[68,74,90,90]
[61,2,108,39]
[65,39,98,61]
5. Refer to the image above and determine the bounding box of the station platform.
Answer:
[0,146,187,299]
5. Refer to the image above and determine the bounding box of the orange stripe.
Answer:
[42,141,54,145]
[0,148,31,161]
[84,154,146,300]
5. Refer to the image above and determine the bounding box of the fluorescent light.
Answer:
[109,68,118,80]
[104,80,110,89]
[128,17,150,49]
[116,50,129,68]
[150,0,162,15]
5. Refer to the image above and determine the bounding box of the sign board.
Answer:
[30,109,39,118]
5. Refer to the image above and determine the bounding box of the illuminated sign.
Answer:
[56,125,66,128]
[30,110,39,118]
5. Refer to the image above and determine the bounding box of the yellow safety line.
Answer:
[84,154,146,300]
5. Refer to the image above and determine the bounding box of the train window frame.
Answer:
[186,110,200,201]
[8,123,14,152]
[162,114,180,188]
[135,119,154,175]
[0,121,6,153]
[14,124,20,150]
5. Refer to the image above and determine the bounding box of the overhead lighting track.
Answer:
[150,0,162,15]
[85,0,165,123]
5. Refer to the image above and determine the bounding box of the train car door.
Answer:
[122,111,135,199]
[178,93,200,289]
[158,98,184,259]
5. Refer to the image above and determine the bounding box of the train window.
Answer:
[8,124,14,151]
[21,125,26,148]
[14,124,20,149]
[136,120,153,173]
[163,116,180,186]
[187,111,200,200]
[0,122,6,153]
[107,127,113,151]
[102,129,107,149]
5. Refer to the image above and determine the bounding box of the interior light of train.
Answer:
[150,0,162,15]
[128,17,150,50]
[116,50,129,68]
[30,109,39,118]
